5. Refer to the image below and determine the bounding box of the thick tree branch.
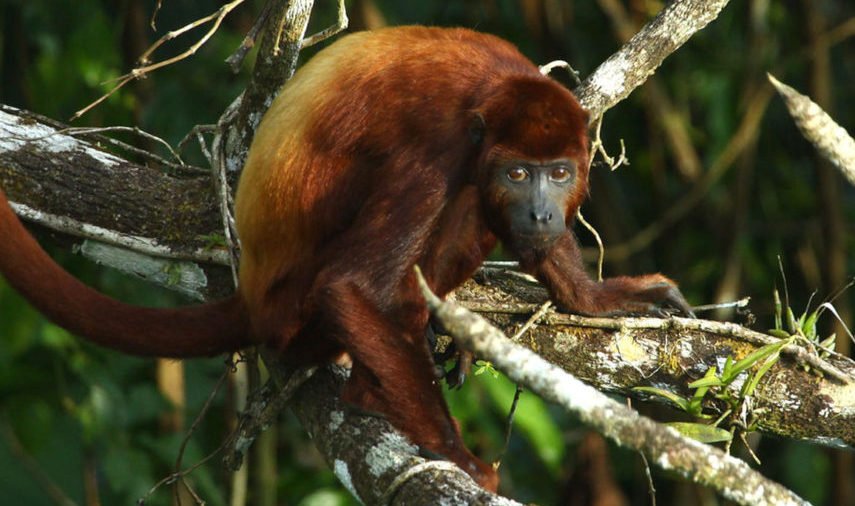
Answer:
[454,268,855,448]
[0,105,233,300]
[289,364,521,505]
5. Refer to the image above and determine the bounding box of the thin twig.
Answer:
[226,0,276,72]
[589,116,629,171]
[301,0,349,48]
[178,124,216,166]
[576,209,605,281]
[222,365,318,472]
[150,0,164,30]
[538,59,583,87]
[55,126,185,165]
[495,386,524,470]
[494,301,554,468]
[72,0,247,121]
[175,369,232,473]
[213,99,243,286]
[691,297,751,313]
[627,398,657,506]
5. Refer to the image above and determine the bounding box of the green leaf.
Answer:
[743,347,783,397]
[473,360,499,378]
[773,288,782,330]
[802,310,819,341]
[819,334,837,351]
[633,386,691,412]
[667,422,733,443]
[721,356,734,379]
[197,232,228,249]
[786,307,798,334]
[688,375,724,389]
[723,338,792,385]
[768,329,792,339]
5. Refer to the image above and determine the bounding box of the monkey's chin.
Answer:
[508,233,561,261]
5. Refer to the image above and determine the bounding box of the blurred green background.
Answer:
[0,0,853,505]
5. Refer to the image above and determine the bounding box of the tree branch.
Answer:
[419,269,811,506]
[456,268,855,447]
[0,105,233,300]
[575,0,732,120]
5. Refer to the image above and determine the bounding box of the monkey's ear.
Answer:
[468,112,486,145]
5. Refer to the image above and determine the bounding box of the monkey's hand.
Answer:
[597,274,695,318]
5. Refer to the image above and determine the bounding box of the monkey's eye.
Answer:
[507,167,529,182]
[550,166,572,183]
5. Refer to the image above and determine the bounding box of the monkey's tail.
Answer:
[0,189,251,358]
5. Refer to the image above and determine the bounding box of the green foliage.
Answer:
[665,422,733,444]
[769,285,849,366]
[473,359,500,379]
[635,336,790,447]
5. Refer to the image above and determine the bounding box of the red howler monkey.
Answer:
[0,27,692,490]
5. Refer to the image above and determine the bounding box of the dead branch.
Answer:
[72,0,248,121]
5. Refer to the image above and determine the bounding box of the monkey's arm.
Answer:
[530,233,694,317]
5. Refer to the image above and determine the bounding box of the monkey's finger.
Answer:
[663,287,696,318]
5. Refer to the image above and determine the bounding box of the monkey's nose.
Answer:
[531,210,553,223]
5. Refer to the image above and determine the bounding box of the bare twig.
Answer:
[178,124,216,166]
[627,398,657,506]
[72,0,248,121]
[213,97,244,286]
[589,116,629,171]
[301,0,349,48]
[172,367,233,502]
[692,297,752,314]
[539,59,582,87]
[495,385,524,470]
[226,0,276,72]
[223,363,318,472]
[150,0,164,30]
[576,209,605,282]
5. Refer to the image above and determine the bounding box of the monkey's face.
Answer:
[483,158,578,253]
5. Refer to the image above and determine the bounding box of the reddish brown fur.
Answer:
[0,190,250,357]
[0,27,690,491]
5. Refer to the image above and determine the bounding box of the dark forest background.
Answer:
[0,0,853,505]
